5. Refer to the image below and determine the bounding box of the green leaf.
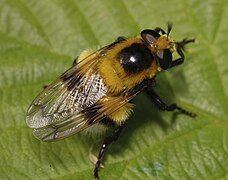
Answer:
[0,0,227,179]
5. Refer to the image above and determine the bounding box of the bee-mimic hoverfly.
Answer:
[26,23,196,179]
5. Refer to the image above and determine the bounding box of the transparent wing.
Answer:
[31,80,147,141]
[26,72,107,126]
[26,49,105,129]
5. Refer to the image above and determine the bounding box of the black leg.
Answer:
[170,38,195,68]
[72,56,78,66]
[94,123,125,179]
[170,57,184,68]
[145,84,196,118]
[115,36,126,42]
[106,36,127,49]
[43,84,48,89]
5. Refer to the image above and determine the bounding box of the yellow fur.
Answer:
[98,96,134,124]
[97,56,124,93]
[77,49,94,63]
[76,49,99,76]
[97,38,158,94]
[107,103,134,124]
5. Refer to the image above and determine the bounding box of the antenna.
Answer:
[167,22,173,37]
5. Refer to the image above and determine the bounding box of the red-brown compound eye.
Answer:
[141,29,160,44]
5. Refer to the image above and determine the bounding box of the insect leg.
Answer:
[170,50,184,68]
[145,85,196,118]
[43,84,49,89]
[72,56,78,66]
[106,36,127,49]
[171,38,195,68]
[115,36,127,42]
[94,123,125,179]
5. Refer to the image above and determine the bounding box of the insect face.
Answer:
[141,29,175,70]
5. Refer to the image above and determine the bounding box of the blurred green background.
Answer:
[0,0,227,179]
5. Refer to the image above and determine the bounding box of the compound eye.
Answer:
[141,29,160,44]
[156,49,172,70]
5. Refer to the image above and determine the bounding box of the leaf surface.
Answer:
[0,0,227,179]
